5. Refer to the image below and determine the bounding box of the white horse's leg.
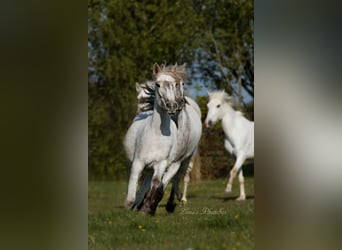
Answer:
[162,162,181,188]
[236,169,246,201]
[125,159,144,209]
[134,172,153,210]
[224,139,234,155]
[181,161,193,203]
[225,154,246,194]
[151,160,168,188]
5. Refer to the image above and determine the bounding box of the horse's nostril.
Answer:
[166,102,177,111]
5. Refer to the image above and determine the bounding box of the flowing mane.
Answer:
[208,90,244,116]
[153,63,187,82]
[208,90,231,103]
[136,81,155,113]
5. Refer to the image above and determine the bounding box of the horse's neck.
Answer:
[221,103,237,133]
[151,102,172,135]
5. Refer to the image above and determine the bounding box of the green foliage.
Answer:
[89,179,254,249]
[88,0,254,180]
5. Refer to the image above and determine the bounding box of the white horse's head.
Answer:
[153,63,187,115]
[205,91,232,128]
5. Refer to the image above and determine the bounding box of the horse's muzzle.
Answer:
[205,120,213,128]
[166,101,178,115]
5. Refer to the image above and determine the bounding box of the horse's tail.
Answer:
[189,150,201,182]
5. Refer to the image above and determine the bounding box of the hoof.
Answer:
[141,204,156,216]
[236,196,246,201]
[165,202,177,213]
[140,204,151,215]
[135,193,147,211]
[180,197,187,203]
[125,200,134,209]
[176,191,183,201]
[224,188,232,194]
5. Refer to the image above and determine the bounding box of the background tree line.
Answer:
[88,0,254,180]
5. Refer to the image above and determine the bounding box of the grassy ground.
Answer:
[88,178,254,250]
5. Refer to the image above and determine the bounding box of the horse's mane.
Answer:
[136,81,155,113]
[208,90,232,104]
[153,63,187,82]
[208,90,245,116]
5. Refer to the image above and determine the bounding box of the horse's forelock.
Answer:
[154,63,187,82]
[208,91,229,101]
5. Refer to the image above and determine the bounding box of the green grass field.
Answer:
[88,178,254,250]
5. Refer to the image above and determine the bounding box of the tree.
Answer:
[88,0,201,179]
[190,0,254,109]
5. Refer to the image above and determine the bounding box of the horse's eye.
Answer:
[155,83,160,88]
[217,104,221,108]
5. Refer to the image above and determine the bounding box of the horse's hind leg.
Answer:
[225,154,246,196]
[236,169,246,201]
[181,160,193,203]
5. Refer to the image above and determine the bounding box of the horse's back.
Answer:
[185,96,201,118]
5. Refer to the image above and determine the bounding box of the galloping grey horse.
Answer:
[124,63,202,215]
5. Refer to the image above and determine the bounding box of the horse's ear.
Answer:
[207,91,212,98]
[172,63,177,73]
[153,63,161,76]
[135,82,141,92]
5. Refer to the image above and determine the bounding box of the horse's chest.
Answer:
[171,122,192,160]
[140,126,176,161]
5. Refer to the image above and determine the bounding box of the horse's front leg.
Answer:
[141,160,168,215]
[134,172,153,210]
[125,159,144,209]
[164,158,191,213]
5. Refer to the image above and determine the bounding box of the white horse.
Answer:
[124,80,200,206]
[205,91,254,200]
[124,63,202,215]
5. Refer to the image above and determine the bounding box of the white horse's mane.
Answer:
[153,63,187,82]
[208,90,244,116]
[208,90,231,102]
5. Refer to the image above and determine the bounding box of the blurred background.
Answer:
[88,0,254,181]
